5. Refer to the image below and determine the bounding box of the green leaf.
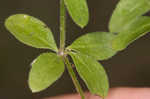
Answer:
[67,32,117,60]
[109,0,150,33]
[69,52,109,98]
[112,16,150,51]
[64,0,89,28]
[28,52,64,92]
[5,14,58,51]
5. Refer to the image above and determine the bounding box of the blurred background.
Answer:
[0,0,150,99]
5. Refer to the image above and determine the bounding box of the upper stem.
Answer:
[60,0,66,51]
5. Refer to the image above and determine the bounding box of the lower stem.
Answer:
[63,57,85,99]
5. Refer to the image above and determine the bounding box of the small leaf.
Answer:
[109,0,150,33]
[5,14,58,51]
[29,52,64,92]
[112,16,150,51]
[67,32,117,60]
[64,0,89,28]
[69,52,109,98]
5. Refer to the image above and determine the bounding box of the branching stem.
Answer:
[59,0,85,98]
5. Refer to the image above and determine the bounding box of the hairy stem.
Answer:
[60,0,66,51]
[64,57,85,99]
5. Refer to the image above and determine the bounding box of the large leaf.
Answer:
[69,52,109,98]
[64,0,89,28]
[112,16,150,51]
[29,52,64,92]
[5,14,57,51]
[67,32,117,60]
[109,0,150,33]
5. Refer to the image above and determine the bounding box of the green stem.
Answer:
[63,57,85,99]
[60,0,66,51]
[59,0,84,98]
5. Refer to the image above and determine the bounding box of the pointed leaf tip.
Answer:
[64,0,89,28]
[5,14,57,51]
[69,52,109,97]
[68,32,117,60]
[112,16,150,51]
[29,52,64,92]
[109,0,150,33]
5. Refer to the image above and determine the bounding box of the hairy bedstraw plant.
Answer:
[4,0,150,99]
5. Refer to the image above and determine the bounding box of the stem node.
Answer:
[59,0,85,98]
